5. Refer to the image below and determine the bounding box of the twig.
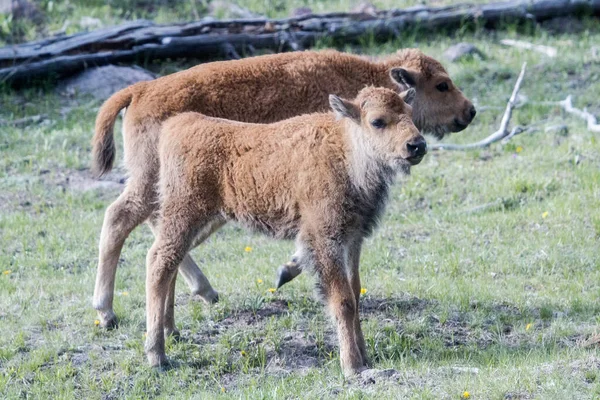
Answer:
[463,199,503,214]
[500,39,557,58]
[559,95,600,132]
[530,96,600,132]
[500,125,526,143]
[0,114,48,127]
[431,62,527,151]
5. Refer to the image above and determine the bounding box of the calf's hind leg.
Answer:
[148,216,225,341]
[146,215,220,367]
[93,182,155,328]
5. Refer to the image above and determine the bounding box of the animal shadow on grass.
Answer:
[171,294,588,377]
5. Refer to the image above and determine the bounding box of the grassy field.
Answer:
[2,4,600,399]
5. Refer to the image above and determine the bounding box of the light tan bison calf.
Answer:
[92,49,475,329]
[146,87,425,377]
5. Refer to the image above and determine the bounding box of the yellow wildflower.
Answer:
[516,146,523,153]
[240,350,247,357]
[2,270,11,275]
[542,211,549,219]
[94,320,100,326]
[256,279,263,284]
[360,288,367,295]
[221,387,226,393]
[121,291,129,296]
[462,391,471,399]
[244,246,252,252]
[526,323,532,331]
[267,288,276,293]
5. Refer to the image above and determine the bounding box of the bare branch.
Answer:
[431,62,527,151]
[500,39,557,57]
[559,96,600,133]
[530,96,600,132]
[0,114,48,127]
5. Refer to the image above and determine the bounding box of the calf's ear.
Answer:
[390,68,417,88]
[400,88,416,105]
[329,95,360,123]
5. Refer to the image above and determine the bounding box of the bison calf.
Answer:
[145,87,426,377]
[92,49,475,329]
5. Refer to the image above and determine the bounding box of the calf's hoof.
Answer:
[192,288,219,304]
[276,264,295,289]
[343,365,368,379]
[164,328,181,341]
[97,310,118,330]
[361,355,371,368]
[147,351,169,368]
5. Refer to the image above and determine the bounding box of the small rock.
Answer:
[545,124,569,136]
[444,42,485,62]
[290,7,312,17]
[71,352,89,366]
[450,366,480,374]
[79,16,102,29]
[358,368,398,384]
[352,1,378,15]
[56,65,155,101]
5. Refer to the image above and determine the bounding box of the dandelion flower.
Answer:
[221,387,226,393]
[542,211,549,219]
[526,323,533,331]
[94,320,100,326]
[267,288,276,293]
[244,246,253,252]
[516,146,523,153]
[462,391,470,399]
[121,291,129,296]
[2,270,11,275]
[360,288,367,295]
[240,350,247,357]
[256,279,263,284]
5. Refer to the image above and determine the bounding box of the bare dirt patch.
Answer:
[1,167,125,213]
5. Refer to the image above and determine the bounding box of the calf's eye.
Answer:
[370,119,386,129]
[436,82,449,92]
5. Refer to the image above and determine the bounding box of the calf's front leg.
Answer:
[312,240,364,377]
[347,237,368,366]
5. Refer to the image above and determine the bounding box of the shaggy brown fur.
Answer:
[145,87,425,377]
[92,49,475,328]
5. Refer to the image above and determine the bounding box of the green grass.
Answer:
[2,9,600,400]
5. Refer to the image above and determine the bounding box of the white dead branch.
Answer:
[500,39,557,57]
[557,96,600,132]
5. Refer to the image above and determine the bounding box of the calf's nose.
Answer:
[407,139,427,157]
[468,105,477,122]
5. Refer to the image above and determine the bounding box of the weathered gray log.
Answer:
[1,0,599,85]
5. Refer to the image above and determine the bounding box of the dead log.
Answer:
[1,0,600,85]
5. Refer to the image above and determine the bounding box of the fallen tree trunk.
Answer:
[1,0,599,85]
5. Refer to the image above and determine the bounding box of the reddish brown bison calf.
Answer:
[92,49,475,329]
[145,87,425,377]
